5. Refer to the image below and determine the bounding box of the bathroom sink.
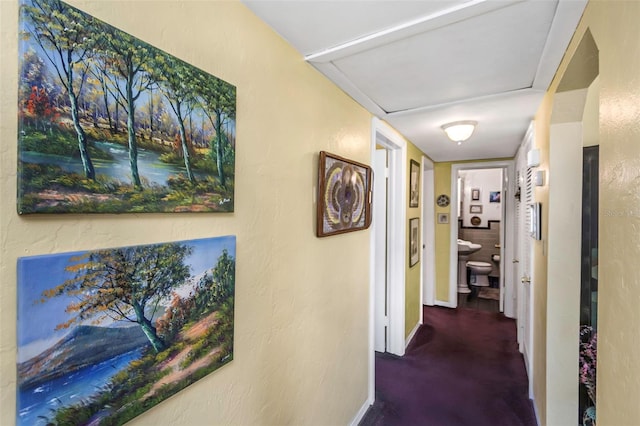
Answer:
[457,239,482,255]
[457,239,482,294]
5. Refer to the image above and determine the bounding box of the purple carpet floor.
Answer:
[361,306,537,426]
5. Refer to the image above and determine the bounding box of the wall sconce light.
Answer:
[441,121,477,145]
[527,148,540,167]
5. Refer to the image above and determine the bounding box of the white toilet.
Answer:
[466,261,493,287]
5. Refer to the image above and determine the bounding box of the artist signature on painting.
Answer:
[219,198,231,205]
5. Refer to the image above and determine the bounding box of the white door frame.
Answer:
[449,160,516,316]
[421,157,436,313]
[368,117,407,404]
[514,144,526,352]
[514,122,535,399]
[373,149,388,353]
[546,96,588,422]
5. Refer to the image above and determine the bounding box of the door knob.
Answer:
[521,276,531,284]
[512,259,519,263]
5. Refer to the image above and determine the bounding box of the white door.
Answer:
[499,168,506,313]
[373,149,388,352]
[514,168,523,346]
[422,160,435,307]
[515,131,534,388]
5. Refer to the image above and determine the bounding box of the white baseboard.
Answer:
[532,395,540,426]
[435,299,456,308]
[405,322,420,349]
[349,397,372,426]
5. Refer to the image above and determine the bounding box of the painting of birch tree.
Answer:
[18,0,236,213]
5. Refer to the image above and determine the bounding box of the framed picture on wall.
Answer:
[16,236,236,426]
[317,151,373,237]
[490,191,501,203]
[17,0,237,214]
[471,188,480,201]
[409,217,420,267]
[470,204,483,214]
[409,159,420,207]
[437,213,449,224]
[530,202,542,240]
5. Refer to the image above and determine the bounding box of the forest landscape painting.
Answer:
[18,0,236,213]
[17,236,236,425]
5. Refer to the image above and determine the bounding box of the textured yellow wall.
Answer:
[405,142,424,337]
[585,1,640,423]
[531,97,551,425]
[0,1,373,425]
[533,1,640,424]
[434,162,452,303]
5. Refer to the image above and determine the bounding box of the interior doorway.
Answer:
[456,167,505,312]
[449,161,516,317]
[544,28,599,423]
[373,149,388,352]
[514,124,535,396]
[421,157,435,311]
[368,118,407,405]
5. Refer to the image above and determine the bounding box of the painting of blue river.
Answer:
[17,236,236,425]
[18,0,236,214]
[18,349,142,426]
[20,141,206,187]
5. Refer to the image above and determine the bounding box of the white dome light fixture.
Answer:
[441,121,477,145]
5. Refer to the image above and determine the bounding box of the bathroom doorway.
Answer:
[457,168,504,312]
[449,161,516,317]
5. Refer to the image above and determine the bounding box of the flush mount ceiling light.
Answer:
[441,121,477,145]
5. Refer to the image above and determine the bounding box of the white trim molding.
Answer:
[372,118,407,356]
[421,156,436,309]
[369,117,408,405]
[348,399,371,426]
[405,321,420,350]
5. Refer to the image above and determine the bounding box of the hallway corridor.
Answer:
[361,306,536,426]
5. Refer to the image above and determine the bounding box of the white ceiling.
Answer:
[242,0,587,162]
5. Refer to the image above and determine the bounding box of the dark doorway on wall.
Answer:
[579,145,598,421]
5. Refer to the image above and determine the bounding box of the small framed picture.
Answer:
[471,188,480,201]
[490,191,501,203]
[409,217,420,267]
[437,213,449,224]
[409,159,420,208]
[530,202,542,240]
[470,204,483,214]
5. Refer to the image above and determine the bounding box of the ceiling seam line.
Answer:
[385,88,545,118]
[304,0,490,63]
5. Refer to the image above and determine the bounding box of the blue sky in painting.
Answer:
[17,235,235,362]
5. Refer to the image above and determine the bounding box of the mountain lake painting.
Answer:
[18,0,236,214]
[17,236,236,426]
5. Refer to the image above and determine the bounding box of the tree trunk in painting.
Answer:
[215,109,226,187]
[133,302,166,353]
[68,80,95,180]
[125,60,142,189]
[176,110,195,183]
